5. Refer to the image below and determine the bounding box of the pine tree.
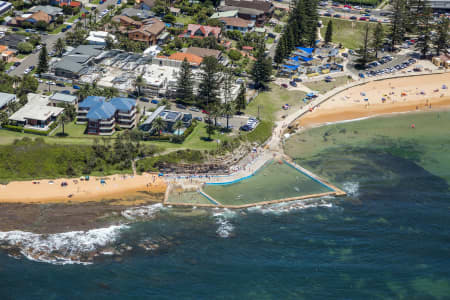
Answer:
[389,0,407,50]
[236,82,246,114]
[304,0,319,47]
[371,23,385,58]
[356,24,372,68]
[434,17,449,56]
[415,6,433,58]
[175,58,194,104]
[274,36,286,64]
[36,45,48,76]
[325,20,333,45]
[197,56,220,109]
[251,44,273,90]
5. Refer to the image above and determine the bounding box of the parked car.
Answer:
[176,103,187,109]
[358,73,365,78]
[202,109,209,114]
[289,81,297,87]
[194,116,202,121]
[56,82,65,87]
[350,16,357,20]
[72,85,81,90]
[189,106,200,112]
[240,125,251,131]
[333,14,342,18]
[13,62,21,67]
[150,99,159,104]
[294,77,302,82]
[61,90,71,94]
[140,97,150,102]
[324,13,332,17]
[359,17,368,21]
[281,83,288,88]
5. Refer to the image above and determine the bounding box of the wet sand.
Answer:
[296,73,450,127]
[0,173,167,204]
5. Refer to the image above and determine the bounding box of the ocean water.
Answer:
[1,113,450,299]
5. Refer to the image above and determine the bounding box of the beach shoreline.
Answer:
[294,73,450,128]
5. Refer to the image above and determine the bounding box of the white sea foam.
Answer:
[121,203,164,220]
[247,198,334,215]
[0,225,128,265]
[213,209,237,238]
[342,182,360,197]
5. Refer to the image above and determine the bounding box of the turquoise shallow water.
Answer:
[1,114,450,299]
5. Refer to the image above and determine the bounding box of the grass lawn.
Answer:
[320,17,389,50]
[91,0,100,4]
[175,15,194,25]
[266,37,274,44]
[245,84,307,122]
[50,24,66,34]
[67,13,82,23]
[17,54,28,59]
[51,122,88,137]
[304,75,353,94]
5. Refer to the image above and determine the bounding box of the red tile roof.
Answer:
[169,52,203,65]
[183,24,221,39]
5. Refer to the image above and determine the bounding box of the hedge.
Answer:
[2,125,51,136]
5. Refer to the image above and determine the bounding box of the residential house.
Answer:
[168,52,203,66]
[0,45,15,62]
[169,7,180,16]
[139,105,184,133]
[77,96,136,135]
[0,92,16,110]
[121,7,154,20]
[8,93,64,130]
[127,18,165,45]
[0,1,12,16]
[49,92,78,106]
[220,0,274,26]
[138,0,156,11]
[14,11,52,26]
[0,34,25,50]
[210,10,238,19]
[112,15,142,30]
[184,47,222,60]
[86,31,116,46]
[180,24,221,40]
[53,45,103,78]
[29,5,63,21]
[220,17,254,33]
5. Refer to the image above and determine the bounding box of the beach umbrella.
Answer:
[360,92,366,96]
[364,98,368,101]
[442,84,447,89]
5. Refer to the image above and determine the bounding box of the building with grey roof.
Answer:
[53,45,104,79]
[49,92,77,106]
[0,92,16,110]
[121,7,154,20]
[29,5,62,18]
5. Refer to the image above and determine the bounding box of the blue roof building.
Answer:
[76,96,136,135]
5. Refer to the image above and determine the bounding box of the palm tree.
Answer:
[77,84,90,102]
[134,75,145,97]
[60,112,68,136]
[151,117,166,136]
[173,120,183,135]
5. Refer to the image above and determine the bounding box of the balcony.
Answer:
[118,108,136,118]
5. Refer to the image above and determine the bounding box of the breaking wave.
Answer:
[213,209,237,238]
[342,182,360,197]
[121,203,164,220]
[0,225,128,265]
[247,197,334,215]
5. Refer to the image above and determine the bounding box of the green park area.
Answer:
[304,76,353,94]
[320,17,389,50]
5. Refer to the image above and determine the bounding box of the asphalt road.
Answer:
[10,0,117,77]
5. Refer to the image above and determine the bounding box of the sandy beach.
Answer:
[0,173,167,204]
[296,73,450,127]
